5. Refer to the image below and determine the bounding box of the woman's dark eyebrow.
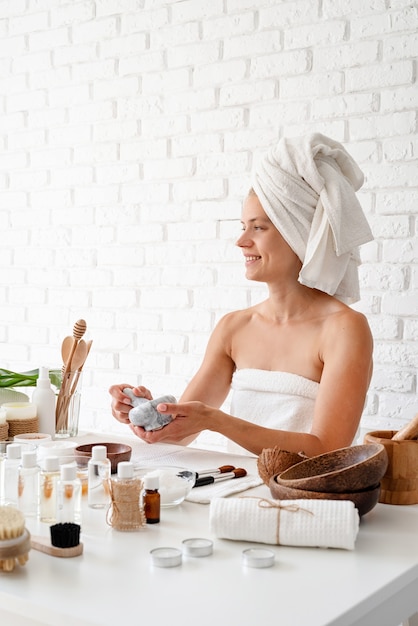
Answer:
[240,217,271,224]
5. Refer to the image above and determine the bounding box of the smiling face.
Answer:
[236,192,302,285]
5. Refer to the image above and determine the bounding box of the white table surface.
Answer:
[1,431,418,626]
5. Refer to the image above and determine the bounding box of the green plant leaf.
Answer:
[0,368,62,388]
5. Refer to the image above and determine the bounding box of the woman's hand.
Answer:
[130,400,218,445]
[108,384,153,424]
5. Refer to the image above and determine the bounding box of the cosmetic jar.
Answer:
[242,548,275,568]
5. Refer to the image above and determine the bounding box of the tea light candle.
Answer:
[150,547,182,568]
[1,402,37,420]
[182,538,213,557]
[242,548,275,568]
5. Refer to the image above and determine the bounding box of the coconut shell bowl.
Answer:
[74,442,132,474]
[269,443,388,517]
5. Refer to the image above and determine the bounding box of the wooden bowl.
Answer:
[269,475,381,517]
[275,444,388,493]
[74,442,132,473]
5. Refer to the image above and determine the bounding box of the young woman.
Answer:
[109,134,374,457]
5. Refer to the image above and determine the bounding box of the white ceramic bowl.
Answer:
[36,440,77,465]
[14,433,52,449]
[134,466,196,507]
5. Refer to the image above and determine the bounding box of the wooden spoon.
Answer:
[69,339,92,396]
[62,339,88,373]
[61,336,75,367]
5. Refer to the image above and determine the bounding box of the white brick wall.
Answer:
[0,0,417,448]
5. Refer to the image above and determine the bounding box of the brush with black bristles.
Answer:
[193,468,247,488]
[31,523,83,558]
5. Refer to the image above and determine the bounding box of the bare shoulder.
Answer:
[210,306,259,356]
[215,305,258,333]
[323,303,372,338]
[320,301,373,364]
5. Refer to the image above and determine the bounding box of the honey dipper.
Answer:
[0,506,31,572]
[62,319,87,373]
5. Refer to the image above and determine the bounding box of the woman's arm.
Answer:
[114,314,237,443]
[144,309,373,456]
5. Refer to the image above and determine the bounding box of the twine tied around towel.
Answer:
[106,478,146,531]
[241,496,314,545]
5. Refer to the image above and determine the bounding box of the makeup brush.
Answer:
[193,468,247,488]
[178,465,236,481]
[195,465,236,478]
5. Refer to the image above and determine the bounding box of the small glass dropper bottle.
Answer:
[3,443,22,507]
[40,455,60,523]
[143,474,160,524]
[57,463,81,524]
[18,450,40,518]
[88,445,111,509]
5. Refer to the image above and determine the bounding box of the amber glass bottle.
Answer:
[143,475,160,524]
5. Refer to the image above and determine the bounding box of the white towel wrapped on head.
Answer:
[209,496,360,550]
[251,133,373,303]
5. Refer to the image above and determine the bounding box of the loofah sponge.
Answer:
[257,446,307,485]
[123,388,176,431]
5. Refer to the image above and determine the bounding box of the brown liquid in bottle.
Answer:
[143,475,160,524]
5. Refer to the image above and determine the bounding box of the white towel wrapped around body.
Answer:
[209,496,360,550]
[251,133,373,304]
[227,369,318,456]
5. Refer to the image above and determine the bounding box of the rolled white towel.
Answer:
[209,496,359,550]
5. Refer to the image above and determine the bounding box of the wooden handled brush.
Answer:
[0,506,30,571]
[31,523,83,558]
[193,468,247,488]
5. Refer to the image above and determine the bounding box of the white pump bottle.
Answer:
[32,366,56,438]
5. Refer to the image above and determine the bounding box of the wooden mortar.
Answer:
[364,413,418,505]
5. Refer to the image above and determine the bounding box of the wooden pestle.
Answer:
[391,412,418,441]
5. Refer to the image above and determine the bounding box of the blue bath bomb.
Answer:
[123,388,176,431]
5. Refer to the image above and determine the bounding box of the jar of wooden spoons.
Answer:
[55,319,93,437]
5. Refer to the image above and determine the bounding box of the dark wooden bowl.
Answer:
[275,444,388,493]
[74,442,132,473]
[269,475,381,517]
